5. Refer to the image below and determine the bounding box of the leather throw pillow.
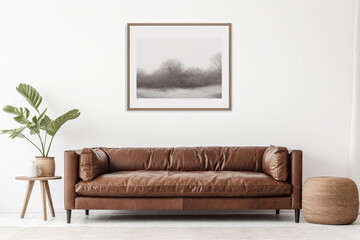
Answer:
[262,145,289,181]
[79,148,109,181]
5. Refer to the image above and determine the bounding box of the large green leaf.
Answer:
[1,129,15,134]
[14,115,29,124]
[26,122,40,135]
[16,83,42,113]
[24,108,30,118]
[3,105,22,115]
[38,108,47,122]
[1,127,26,139]
[39,115,52,131]
[4,105,30,125]
[47,109,80,136]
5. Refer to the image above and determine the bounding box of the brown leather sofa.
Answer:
[64,146,302,223]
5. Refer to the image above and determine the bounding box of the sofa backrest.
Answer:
[101,147,267,172]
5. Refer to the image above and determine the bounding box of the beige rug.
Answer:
[0,226,352,240]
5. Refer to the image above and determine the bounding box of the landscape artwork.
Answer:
[127,24,231,110]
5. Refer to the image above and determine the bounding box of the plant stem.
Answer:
[37,133,45,157]
[22,135,43,156]
[45,135,54,157]
[44,132,47,152]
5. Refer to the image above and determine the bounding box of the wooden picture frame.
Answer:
[127,23,231,110]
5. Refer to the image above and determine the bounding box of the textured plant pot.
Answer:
[35,156,55,177]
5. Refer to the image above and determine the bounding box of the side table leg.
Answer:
[40,180,47,221]
[20,180,35,218]
[44,181,55,217]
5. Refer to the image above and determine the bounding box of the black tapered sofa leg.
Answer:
[85,210,89,216]
[67,210,72,224]
[276,209,280,215]
[295,209,300,223]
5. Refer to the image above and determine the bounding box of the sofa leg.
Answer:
[276,209,280,215]
[85,210,89,216]
[295,209,300,223]
[67,210,72,224]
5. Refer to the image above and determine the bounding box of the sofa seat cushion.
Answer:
[75,171,291,197]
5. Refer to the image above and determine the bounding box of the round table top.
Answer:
[15,176,62,181]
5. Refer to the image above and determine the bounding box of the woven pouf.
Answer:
[302,177,359,225]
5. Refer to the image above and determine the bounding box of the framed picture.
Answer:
[127,23,231,110]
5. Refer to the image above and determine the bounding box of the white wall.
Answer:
[0,0,356,212]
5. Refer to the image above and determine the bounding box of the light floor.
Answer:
[0,210,359,240]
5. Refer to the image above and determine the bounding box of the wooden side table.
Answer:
[16,176,62,221]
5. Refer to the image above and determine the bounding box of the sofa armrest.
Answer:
[290,150,303,209]
[64,150,81,210]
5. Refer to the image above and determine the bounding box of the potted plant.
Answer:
[1,83,80,176]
